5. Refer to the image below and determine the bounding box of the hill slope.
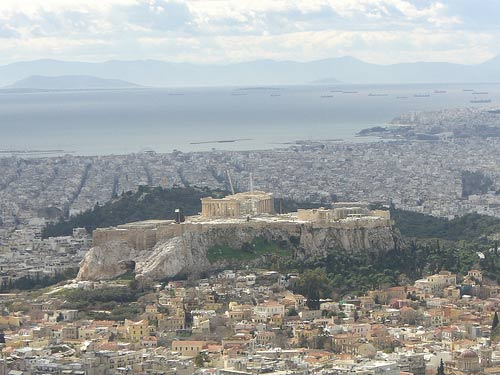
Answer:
[391,208,500,242]
[41,186,227,238]
[44,186,500,244]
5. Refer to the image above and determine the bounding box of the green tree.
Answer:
[493,311,499,331]
[287,307,298,316]
[293,268,331,310]
[194,352,209,367]
[437,358,445,375]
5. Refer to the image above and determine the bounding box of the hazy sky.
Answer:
[0,0,498,65]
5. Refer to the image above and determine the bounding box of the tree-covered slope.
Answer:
[44,185,500,244]
[391,208,500,242]
[42,185,228,238]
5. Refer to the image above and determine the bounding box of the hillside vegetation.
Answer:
[289,209,500,302]
[43,184,500,246]
[42,187,322,239]
[391,208,500,242]
[42,185,227,238]
[207,237,293,263]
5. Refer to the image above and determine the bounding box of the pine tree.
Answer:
[493,311,499,331]
[437,358,445,375]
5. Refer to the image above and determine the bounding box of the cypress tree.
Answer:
[493,311,499,331]
[437,358,445,375]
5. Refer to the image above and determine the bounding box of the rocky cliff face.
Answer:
[77,221,397,283]
[77,240,138,281]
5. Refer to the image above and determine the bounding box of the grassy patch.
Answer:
[207,236,292,263]
[59,281,147,316]
[87,304,141,321]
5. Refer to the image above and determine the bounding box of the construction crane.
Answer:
[226,170,235,195]
[249,172,256,215]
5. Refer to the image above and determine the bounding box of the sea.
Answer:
[1,83,499,157]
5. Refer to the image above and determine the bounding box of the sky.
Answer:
[0,0,499,65]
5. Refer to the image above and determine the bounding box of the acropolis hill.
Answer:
[77,192,396,282]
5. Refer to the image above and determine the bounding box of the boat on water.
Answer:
[472,91,489,95]
[368,93,388,97]
[342,91,358,94]
[414,94,430,98]
[321,95,334,98]
[270,94,281,97]
[330,89,343,93]
[470,98,492,104]
[396,96,408,99]
[434,90,447,94]
[463,89,474,92]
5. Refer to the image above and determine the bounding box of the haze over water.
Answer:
[1,83,499,156]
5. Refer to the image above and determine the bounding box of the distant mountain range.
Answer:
[1,56,500,87]
[4,75,142,90]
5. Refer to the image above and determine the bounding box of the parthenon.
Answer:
[201,191,274,218]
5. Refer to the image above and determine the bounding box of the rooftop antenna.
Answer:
[226,170,235,195]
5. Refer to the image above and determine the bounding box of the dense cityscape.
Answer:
[2,266,499,375]
[3,105,500,374]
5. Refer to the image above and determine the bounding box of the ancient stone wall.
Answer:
[91,216,392,254]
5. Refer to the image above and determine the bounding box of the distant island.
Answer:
[3,75,143,90]
[309,77,341,85]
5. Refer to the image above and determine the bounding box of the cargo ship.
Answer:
[470,98,492,104]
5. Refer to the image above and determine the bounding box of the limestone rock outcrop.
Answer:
[77,219,398,283]
[77,240,146,281]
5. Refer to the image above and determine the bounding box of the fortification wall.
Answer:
[93,228,131,247]
[92,216,391,252]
